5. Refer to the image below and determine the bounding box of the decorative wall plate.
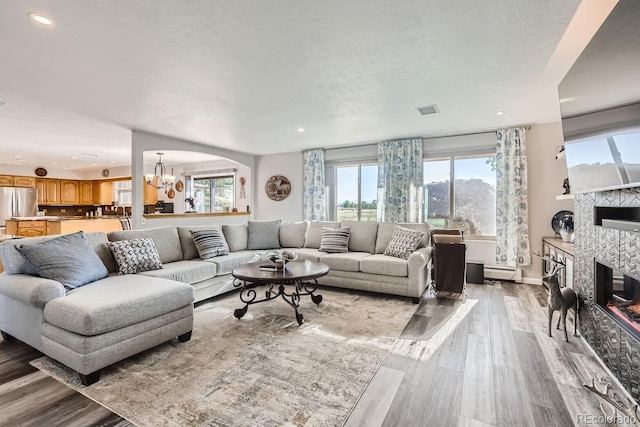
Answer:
[35,167,47,177]
[265,175,291,201]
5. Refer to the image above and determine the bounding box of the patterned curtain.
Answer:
[377,138,423,223]
[495,127,531,267]
[303,149,327,221]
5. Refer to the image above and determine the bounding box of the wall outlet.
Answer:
[60,209,66,213]
[77,208,82,212]
[140,217,146,225]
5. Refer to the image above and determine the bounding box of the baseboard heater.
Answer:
[484,265,522,282]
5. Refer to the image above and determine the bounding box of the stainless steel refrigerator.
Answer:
[0,187,38,231]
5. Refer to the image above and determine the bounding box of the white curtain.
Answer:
[495,127,531,267]
[303,149,327,221]
[377,138,423,223]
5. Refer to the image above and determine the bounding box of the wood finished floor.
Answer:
[0,282,631,426]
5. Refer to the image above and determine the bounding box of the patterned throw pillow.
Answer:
[190,230,229,259]
[319,227,351,253]
[384,226,427,259]
[108,238,163,275]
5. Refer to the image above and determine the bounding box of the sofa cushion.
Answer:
[109,238,163,275]
[375,222,430,254]
[279,221,309,248]
[0,232,112,275]
[138,260,218,284]
[293,248,325,262]
[190,230,229,259]
[177,225,228,260]
[303,221,341,249]
[108,226,183,263]
[202,251,259,275]
[222,224,248,252]
[383,226,427,260]
[360,254,408,277]
[341,221,378,253]
[247,220,281,250]
[319,252,371,272]
[15,231,109,290]
[319,227,350,253]
[43,275,194,336]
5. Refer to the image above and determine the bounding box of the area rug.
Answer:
[31,288,416,427]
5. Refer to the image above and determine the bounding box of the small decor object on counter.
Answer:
[551,210,573,236]
[265,175,291,201]
[559,214,574,243]
[185,197,196,213]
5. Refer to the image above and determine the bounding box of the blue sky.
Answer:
[336,156,496,204]
[565,132,640,167]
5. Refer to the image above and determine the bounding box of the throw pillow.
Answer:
[15,231,109,290]
[190,230,229,259]
[319,227,351,253]
[108,238,163,275]
[247,220,281,250]
[384,226,427,260]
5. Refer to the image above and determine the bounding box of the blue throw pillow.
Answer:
[16,231,109,290]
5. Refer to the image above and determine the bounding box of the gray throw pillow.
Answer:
[384,226,426,259]
[109,238,163,275]
[15,231,109,290]
[319,227,351,253]
[247,220,282,250]
[190,230,229,259]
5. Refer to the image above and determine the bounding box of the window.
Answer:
[192,175,234,213]
[335,164,378,221]
[424,154,496,237]
[112,180,132,205]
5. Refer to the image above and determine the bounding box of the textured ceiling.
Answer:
[0,0,591,171]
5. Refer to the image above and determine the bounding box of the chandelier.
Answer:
[145,152,176,189]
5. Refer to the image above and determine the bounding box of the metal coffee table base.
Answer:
[232,279,323,325]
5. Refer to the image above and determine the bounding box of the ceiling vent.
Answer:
[417,104,439,115]
[0,101,6,107]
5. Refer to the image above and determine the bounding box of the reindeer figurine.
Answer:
[544,260,578,342]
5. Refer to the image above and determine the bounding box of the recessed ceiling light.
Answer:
[14,154,23,158]
[108,160,116,163]
[90,163,97,166]
[496,111,505,116]
[17,159,26,162]
[29,13,54,26]
[297,128,305,133]
[70,156,79,159]
[49,162,57,165]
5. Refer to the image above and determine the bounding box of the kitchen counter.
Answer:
[5,217,123,237]
[143,212,250,219]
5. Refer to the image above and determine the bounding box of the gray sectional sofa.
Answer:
[0,220,431,385]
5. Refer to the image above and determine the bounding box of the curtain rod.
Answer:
[320,125,532,152]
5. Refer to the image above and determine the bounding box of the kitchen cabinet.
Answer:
[80,181,93,205]
[143,177,158,205]
[6,220,47,237]
[93,181,113,205]
[0,175,13,186]
[60,180,79,204]
[36,179,61,204]
[542,237,574,288]
[13,176,36,188]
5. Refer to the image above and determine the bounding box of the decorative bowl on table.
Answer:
[264,250,298,265]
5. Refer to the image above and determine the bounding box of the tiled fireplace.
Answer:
[575,189,640,400]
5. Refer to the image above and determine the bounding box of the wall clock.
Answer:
[102,169,110,177]
[35,167,47,177]
[265,175,291,201]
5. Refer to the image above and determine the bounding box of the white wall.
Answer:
[522,121,574,283]
[254,151,303,222]
[0,164,84,180]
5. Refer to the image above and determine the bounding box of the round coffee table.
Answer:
[231,260,329,325]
